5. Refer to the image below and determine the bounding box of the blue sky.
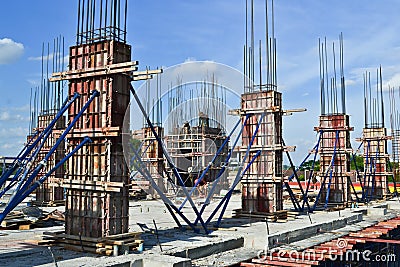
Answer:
[1,1,400,163]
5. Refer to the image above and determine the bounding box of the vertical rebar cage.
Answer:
[241,90,283,213]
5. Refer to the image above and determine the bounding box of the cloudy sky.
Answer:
[1,1,400,163]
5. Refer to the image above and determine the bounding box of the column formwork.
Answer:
[315,114,352,205]
[241,90,283,213]
[361,128,390,199]
[140,126,165,196]
[34,114,66,203]
[64,40,131,238]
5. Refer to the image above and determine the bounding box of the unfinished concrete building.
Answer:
[165,81,228,192]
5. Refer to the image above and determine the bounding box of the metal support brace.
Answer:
[130,84,208,233]
[193,115,250,226]
[205,113,265,227]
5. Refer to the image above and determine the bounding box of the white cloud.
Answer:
[0,111,10,121]
[0,38,24,64]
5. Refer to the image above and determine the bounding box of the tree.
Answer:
[350,154,364,171]
[299,160,320,171]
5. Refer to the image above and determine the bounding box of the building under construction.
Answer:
[1,1,400,266]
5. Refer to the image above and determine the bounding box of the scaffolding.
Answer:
[166,117,228,190]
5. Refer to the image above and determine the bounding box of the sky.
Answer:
[1,1,400,164]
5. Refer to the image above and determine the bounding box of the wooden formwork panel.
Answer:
[363,128,388,165]
[65,40,131,238]
[318,114,350,129]
[362,128,390,198]
[242,113,282,147]
[242,150,283,181]
[240,91,283,213]
[241,90,282,110]
[69,41,131,70]
[317,114,352,204]
[67,77,130,133]
[65,138,129,237]
[142,127,164,162]
[67,40,131,133]
[66,138,128,183]
[65,189,129,237]
[241,182,283,213]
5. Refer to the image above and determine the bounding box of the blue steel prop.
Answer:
[130,85,208,233]
[350,142,364,201]
[193,115,250,226]
[204,113,265,228]
[178,116,244,211]
[211,150,261,228]
[282,137,311,212]
[301,134,322,211]
[130,148,194,230]
[9,90,99,203]
[0,136,92,223]
[0,93,79,189]
[311,131,339,211]
[284,181,301,211]
[0,132,39,187]
[0,91,98,220]
[8,127,55,203]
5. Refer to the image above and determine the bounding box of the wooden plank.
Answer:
[19,224,31,230]
[56,233,102,243]
[104,231,142,240]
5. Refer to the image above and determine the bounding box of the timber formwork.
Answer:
[63,40,131,238]
[33,114,66,203]
[361,128,391,199]
[315,114,353,205]
[139,126,165,196]
[165,116,228,191]
[240,90,283,213]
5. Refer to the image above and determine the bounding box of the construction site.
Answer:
[1,1,400,266]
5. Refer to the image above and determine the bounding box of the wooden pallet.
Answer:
[232,209,289,222]
[43,231,143,256]
[0,211,34,230]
